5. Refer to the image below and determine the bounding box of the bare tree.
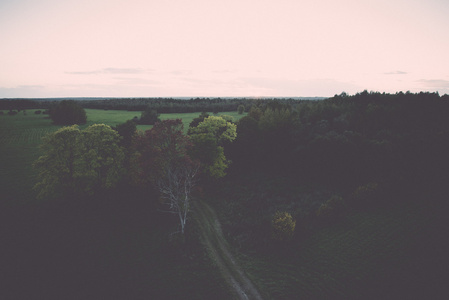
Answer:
[158,161,199,234]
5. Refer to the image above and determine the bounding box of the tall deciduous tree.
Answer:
[132,119,199,234]
[34,124,124,199]
[34,125,82,199]
[188,116,237,178]
[78,124,125,194]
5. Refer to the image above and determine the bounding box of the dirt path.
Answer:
[193,200,263,300]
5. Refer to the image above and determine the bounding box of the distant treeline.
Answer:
[0,97,326,113]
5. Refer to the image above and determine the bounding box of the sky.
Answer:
[1,0,449,98]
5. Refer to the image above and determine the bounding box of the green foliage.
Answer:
[237,104,245,114]
[78,124,125,193]
[33,124,124,199]
[271,211,296,242]
[113,119,137,148]
[189,112,210,129]
[33,125,82,199]
[258,108,294,131]
[49,100,87,125]
[188,116,237,178]
[188,116,237,146]
[248,106,262,121]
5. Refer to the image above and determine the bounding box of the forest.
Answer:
[1,91,448,299]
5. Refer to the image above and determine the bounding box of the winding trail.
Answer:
[193,200,263,300]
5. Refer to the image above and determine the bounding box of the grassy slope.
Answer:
[0,110,238,299]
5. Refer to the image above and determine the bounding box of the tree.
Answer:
[139,107,160,125]
[189,133,228,178]
[188,116,237,146]
[237,104,245,114]
[34,125,82,199]
[132,119,199,234]
[78,124,125,194]
[158,156,199,234]
[34,124,124,199]
[188,116,237,179]
[188,112,209,129]
[113,119,137,148]
[49,100,87,125]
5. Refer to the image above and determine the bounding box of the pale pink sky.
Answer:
[1,0,448,97]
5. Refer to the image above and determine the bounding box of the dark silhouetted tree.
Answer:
[49,100,87,125]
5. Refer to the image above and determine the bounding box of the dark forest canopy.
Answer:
[0,96,327,113]
[1,92,447,114]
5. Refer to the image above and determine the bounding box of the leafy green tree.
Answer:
[237,104,245,114]
[78,124,125,194]
[34,124,124,199]
[34,125,82,199]
[188,116,236,146]
[189,133,228,178]
[188,116,237,178]
[49,100,87,125]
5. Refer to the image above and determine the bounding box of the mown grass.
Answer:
[0,109,240,299]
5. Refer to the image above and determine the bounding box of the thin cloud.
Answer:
[417,79,449,88]
[384,71,408,75]
[113,77,160,85]
[170,70,193,76]
[66,68,151,75]
[240,77,362,97]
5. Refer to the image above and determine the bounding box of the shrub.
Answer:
[237,105,245,114]
[271,211,296,242]
[34,110,42,114]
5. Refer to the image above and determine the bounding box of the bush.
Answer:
[271,211,296,242]
[49,100,87,125]
[237,105,245,114]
